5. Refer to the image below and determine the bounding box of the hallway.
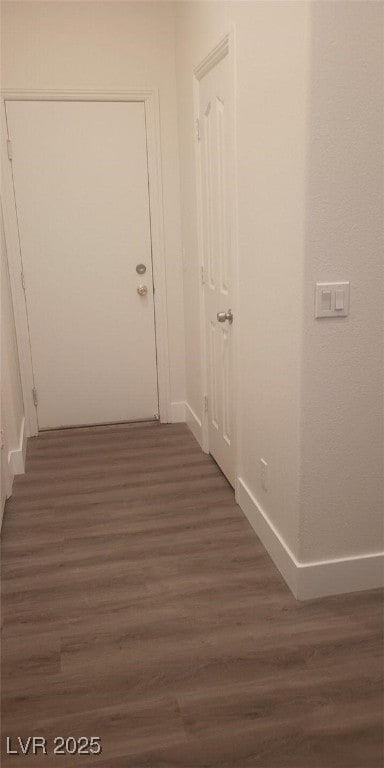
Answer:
[1,423,383,767]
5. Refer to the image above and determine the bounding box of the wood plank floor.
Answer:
[1,422,383,767]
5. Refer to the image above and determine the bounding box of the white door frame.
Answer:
[193,32,240,497]
[1,89,171,436]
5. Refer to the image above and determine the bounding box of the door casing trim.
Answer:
[1,89,171,435]
[193,31,240,498]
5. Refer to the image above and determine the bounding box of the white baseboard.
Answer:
[8,416,27,476]
[296,550,384,600]
[170,401,186,423]
[185,401,203,448]
[237,477,384,601]
[237,478,299,596]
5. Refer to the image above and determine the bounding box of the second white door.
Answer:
[6,100,159,430]
[199,52,236,486]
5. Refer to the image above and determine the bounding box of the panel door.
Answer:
[199,54,236,486]
[6,100,159,429]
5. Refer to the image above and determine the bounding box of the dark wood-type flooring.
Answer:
[1,422,383,767]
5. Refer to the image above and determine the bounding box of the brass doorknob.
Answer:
[137,284,148,296]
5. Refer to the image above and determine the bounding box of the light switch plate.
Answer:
[315,281,350,318]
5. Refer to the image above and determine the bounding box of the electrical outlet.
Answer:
[260,458,268,491]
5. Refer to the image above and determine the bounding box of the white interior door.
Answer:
[199,54,236,486]
[5,100,159,430]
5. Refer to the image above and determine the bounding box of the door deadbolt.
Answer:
[136,264,147,275]
[217,309,233,324]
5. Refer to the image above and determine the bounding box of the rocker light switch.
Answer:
[321,290,332,311]
[335,289,344,311]
[315,282,350,318]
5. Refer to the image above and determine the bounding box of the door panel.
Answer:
[199,55,235,486]
[209,320,219,429]
[222,326,231,445]
[6,101,159,429]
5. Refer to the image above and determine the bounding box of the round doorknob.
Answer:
[217,309,234,324]
[137,284,148,296]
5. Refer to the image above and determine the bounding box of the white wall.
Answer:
[176,1,383,597]
[299,1,384,562]
[1,0,185,415]
[1,203,25,516]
